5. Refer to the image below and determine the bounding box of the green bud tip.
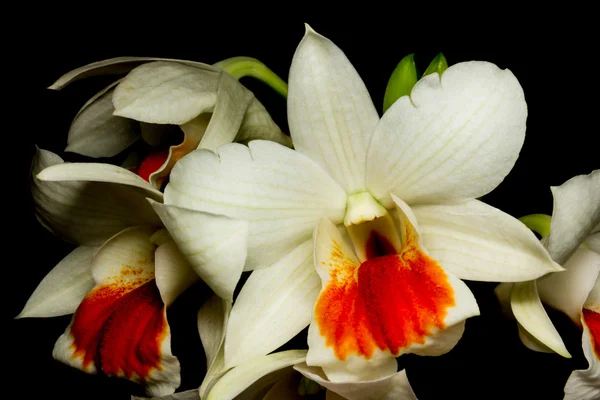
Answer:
[383,53,418,114]
[423,52,448,78]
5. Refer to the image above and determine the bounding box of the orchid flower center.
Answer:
[344,192,402,262]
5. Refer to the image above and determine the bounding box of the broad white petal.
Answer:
[154,240,200,306]
[32,148,162,245]
[413,199,563,282]
[66,80,139,158]
[537,248,600,325]
[54,226,180,396]
[294,364,417,400]
[564,315,600,400]
[198,296,232,400]
[235,98,292,148]
[150,201,248,301]
[16,246,97,318]
[224,241,320,368]
[165,140,347,270]
[113,61,220,125]
[510,280,571,357]
[546,170,600,264]
[196,71,253,152]
[288,25,379,194]
[49,56,218,90]
[367,61,526,207]
[37,161,162,199]
[205,350,307,400]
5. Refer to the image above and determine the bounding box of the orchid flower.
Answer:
[495,170,600,399]
[49,57,291,189]
[154,24,561,388]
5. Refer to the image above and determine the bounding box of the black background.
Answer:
[7,9,598,400]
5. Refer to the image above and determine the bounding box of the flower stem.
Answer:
[213,56,288,98]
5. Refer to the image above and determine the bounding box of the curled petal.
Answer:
[546,170,600,264]
[564,311,600,400]
[154,240,199,306]
[510,280,571,358]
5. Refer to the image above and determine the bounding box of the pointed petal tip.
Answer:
[304,23,317,36]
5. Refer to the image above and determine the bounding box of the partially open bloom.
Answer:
[157,24,561,390]
[496,170,600,399]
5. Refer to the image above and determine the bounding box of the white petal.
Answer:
[165,140,347,270]
[197,71,253,152]
[510,280,571,357]
[517,323,554,353]
[205,350,307,400]
[287,25,379,194]
[367,61,526,207]
[154,240,200,306]
[113,61,220,125]
[31,148,162,245]
[37,161,162,199]
[16,246,97,318]
[49,56,218,90]
[546,170,600,264]
[413,199,563,282]
[198,296,232,400]
[150,200,248,301]
[235,98,292,148]
[564,316,600,400]
[66,80,139,158]
[224,241,320,369]
[294,364,417,400]
[537,248,600,325]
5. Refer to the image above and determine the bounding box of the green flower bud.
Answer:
[383,53,417,113]
[423,52,448,78]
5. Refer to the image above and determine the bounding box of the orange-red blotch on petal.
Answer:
[315,245,455,361]
[137,150,170,182]
[583,309,600,358]
[69,279,168,380]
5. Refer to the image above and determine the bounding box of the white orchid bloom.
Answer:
[495,170,600,399]
[157,24,561,386]
[50,57,291,189]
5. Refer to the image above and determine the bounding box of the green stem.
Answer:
[213,56,288,98]
[519,214,552,238]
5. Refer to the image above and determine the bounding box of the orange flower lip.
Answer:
[69,278,168,379]
[314,230,455,361]
[583,309,600,358]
